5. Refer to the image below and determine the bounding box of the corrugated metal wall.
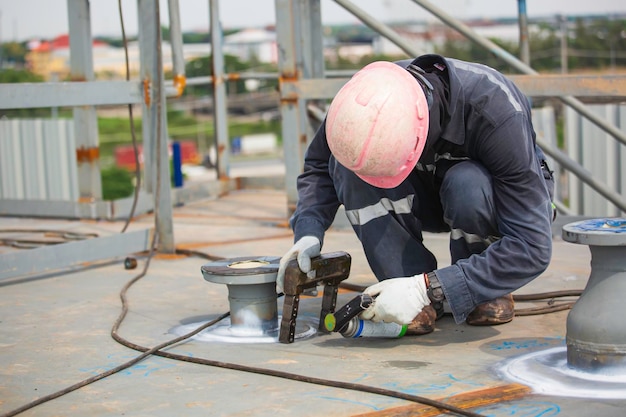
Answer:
[1,108,624,217]
[566,104,626,217]
[0,119,78,201]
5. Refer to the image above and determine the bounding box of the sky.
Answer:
[1,0,626,42]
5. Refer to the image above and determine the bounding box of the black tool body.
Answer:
[324,293,373,332]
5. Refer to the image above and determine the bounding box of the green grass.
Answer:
[101,166,135,201]
[98,109,282,167]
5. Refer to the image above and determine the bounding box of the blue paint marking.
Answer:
[476,400,560,417]
[79,352,177,377]
[305,373,463,410]
[300,375,396,411]
[570,218,626,233]
[315,396,386,411]
[443,373,484,387]
[489,337,564,351]
[381,373,486,397]
[382,380,452,395]
[311,380,453,411]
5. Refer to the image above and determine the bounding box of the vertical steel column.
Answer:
[304,1,324,80]
[295,0,323,79]
[137,0,175,252]
[168,0,186,97]
[275,0,322,214]
[209,0,229,179]
[517,0,530,65]
[138,1,155,194]
[560,15,569,74]
[67,0,102,201]
[301,0,325,134]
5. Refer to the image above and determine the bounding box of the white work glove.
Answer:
[276,236,321,293]
[361,274,430,325]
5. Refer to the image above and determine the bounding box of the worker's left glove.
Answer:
[276,236,321,293]
[361,274,430,325]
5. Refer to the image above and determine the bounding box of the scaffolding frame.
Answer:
[1,0,626,281]
[0,0,175,280]
[275,0,626,214]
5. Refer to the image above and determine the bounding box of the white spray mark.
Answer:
[562,275,580,282]
[170,315,318,344]
[498,346,626,399]
[232,308,277,336]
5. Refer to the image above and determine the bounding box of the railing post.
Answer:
[67,0,102,201]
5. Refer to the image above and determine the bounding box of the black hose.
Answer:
[2,251,484,417]
[110,292,484,417]
[512,290,582,301]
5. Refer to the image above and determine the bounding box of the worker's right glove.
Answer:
[276,236,321,294]
[360,274,430,325]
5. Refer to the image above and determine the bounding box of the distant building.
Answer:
[26,35,110,80]
[371,20,527,57]
[25,34,210,80]
[24,28,279,81]
[223,28,278,64]
[467,20,538,44]
[24,22,530,81]
[371,23,442,57]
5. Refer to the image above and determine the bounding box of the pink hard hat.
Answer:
[326,61,430,189]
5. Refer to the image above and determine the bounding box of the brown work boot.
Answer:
[466,294,514,326]
[406,304,438,335]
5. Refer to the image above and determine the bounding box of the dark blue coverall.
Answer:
[289,54,555,324]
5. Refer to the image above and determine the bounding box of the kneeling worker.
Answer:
[277,54,555,335]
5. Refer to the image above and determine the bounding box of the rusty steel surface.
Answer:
[75,147,100,163]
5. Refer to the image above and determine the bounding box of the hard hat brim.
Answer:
[356,162,416,189]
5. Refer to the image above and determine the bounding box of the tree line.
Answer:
[1,16,624,88]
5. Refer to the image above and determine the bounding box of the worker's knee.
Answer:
[440,161,495,229]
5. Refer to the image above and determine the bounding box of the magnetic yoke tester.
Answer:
[277,252,406,342]
[324,293,408,338]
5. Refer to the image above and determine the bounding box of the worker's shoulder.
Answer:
[448,59,528,111]
[444,58,511,84]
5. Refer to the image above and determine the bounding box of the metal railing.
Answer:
[275,0,626,215]
[1,0,625,280]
